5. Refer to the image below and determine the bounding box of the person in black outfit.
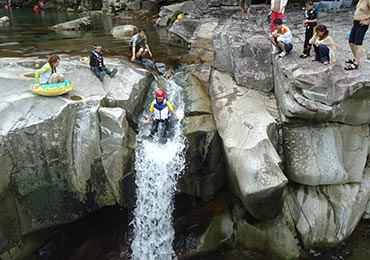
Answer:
[300,1,318,58]
[89,44,118,81]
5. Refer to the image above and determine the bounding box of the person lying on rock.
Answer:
[89,44,118,82]
[309,24,336,65]
[34,54,64,86]
[269,18,293,58]
[129,28,152,62]
[144,89,180,139]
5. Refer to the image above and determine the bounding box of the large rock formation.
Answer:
[0,55,233,259]
[213,19,273,92]
[283,170,370,248]
[268,9,370,255]
[165,0,286,222]
[283,124,370,185]
[209,69,287,220]
[111,24,138,38]
[166,1,370,258]
[174,64,226,200]
[0,57,151,258]
[49,16,92,30]
[165,2,272,91]
[0,16,9,23]
[2,1,370,259]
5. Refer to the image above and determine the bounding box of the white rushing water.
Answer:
[130,78,186,260]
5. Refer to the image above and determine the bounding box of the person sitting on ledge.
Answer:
[309,24,336,65]
[89,44,118,82]
[269,18,293,58]
[129,28,152,62]
[34,54,64,86]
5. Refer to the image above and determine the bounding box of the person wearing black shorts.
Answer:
[345,0,370,70]
[129,28,152,62]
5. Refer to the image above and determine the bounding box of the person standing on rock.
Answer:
[309,24,336,65]
[129,28,152,62]
[34,54,64,86]
[270,0,288,33]
[269,18,293,58]
[345,0,370,70]
[89,44,118,81]
[240,0,251,19]
[300,0,318,58]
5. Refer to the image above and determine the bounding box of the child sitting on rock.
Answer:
[89,44,118,82]
[309,24,336,65]
[269,18,293,58]
[34,54,64,86]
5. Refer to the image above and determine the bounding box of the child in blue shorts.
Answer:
[269,18,293,58]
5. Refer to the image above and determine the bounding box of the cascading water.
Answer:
[130,77,186,260]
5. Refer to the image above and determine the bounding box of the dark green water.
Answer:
[34,204,370,260]
[0,8,187,62]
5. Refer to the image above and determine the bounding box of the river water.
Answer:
[2,7,370,260]
[0,8,187,62]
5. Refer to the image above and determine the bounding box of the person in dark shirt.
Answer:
[300,0,318,58]
[89,44,117,82]
[345,0,370,70]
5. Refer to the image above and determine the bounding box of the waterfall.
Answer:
[130,78,186,260]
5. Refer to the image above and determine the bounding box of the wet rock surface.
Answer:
[166,2,370,258]
[0,56,151,258]
[2,2,370,260]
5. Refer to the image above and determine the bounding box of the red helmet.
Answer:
[155,89,165,98]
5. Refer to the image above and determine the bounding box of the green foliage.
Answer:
[167,9,181,26]
[100,97,108,107]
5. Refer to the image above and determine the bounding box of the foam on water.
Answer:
[130,78,186,260]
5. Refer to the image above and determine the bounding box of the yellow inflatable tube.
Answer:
[31,80,73,96]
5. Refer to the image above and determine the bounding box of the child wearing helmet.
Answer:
[144,89,179,138]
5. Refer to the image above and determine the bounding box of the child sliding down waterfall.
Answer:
[144,89,181,139]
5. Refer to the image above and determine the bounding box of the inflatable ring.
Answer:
[79,57,90,62]
[31,80,73,96]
